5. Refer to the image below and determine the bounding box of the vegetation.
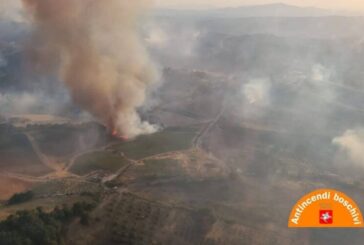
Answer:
[110,127,198,160]
[32,179,102,197]
[0,124,48,176]
[138,159,185,179]
[0,124,28,150]
[28,123,110,157]
[7,191,34,206]
[104,180,123,189]
[103,193,214,244]
[70,151,128,175]
[0,202,95,245]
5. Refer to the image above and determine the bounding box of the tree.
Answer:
[0,202,96,245]
[7,191,34,205]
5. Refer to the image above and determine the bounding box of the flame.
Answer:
[112,129,118,136]
[111,129,128,141]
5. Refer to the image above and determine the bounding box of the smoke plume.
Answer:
[21,0,159,138]
[242,78,271,106]
[0,0,23,22]
[333,129,364,167]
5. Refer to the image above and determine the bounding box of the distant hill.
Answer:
[155,3,360,18]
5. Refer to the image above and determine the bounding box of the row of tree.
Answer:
[7,191,34,205]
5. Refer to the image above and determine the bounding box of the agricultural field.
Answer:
[66,191,298,245]
[0,178,102,220]
[0,176,33,201]
[26,122,111,159]
[31,178,103,197]
[135,159,186,180]
[108,126,199,160]
[69,151,129,176]
[122,149,228,182]
[67,192,216,245]
[0,123,51,176]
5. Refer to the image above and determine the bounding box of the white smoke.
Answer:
[145,22,201,57]
[333,129,364,167]
[309,64,336,102]
[242,78,271,106]
[0,0,24,22]
[0,91,66,114]
[145,25,169,49]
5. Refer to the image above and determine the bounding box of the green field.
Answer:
[70,151,129,175]
[138,159,186,179]
[109,127,199,160]
[27,123,110,158]
[0,124,51,176]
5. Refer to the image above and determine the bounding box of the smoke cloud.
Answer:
[333,129,364,167]
[21,0,159,138]
[0,0,23,22]
[242,78,271,106]
[0,91,68,115]
[0,52,7,68]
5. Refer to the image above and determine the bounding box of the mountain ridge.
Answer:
[155,3,361,18]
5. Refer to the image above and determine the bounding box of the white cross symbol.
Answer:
[320,212,332,223]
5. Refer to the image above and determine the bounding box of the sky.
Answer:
[154,0,364,12]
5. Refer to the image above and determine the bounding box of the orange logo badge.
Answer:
[288,189,363,228]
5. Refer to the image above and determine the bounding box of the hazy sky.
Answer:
[2,0,364,19]
[2,0,364,13]
[155,0,364,12]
